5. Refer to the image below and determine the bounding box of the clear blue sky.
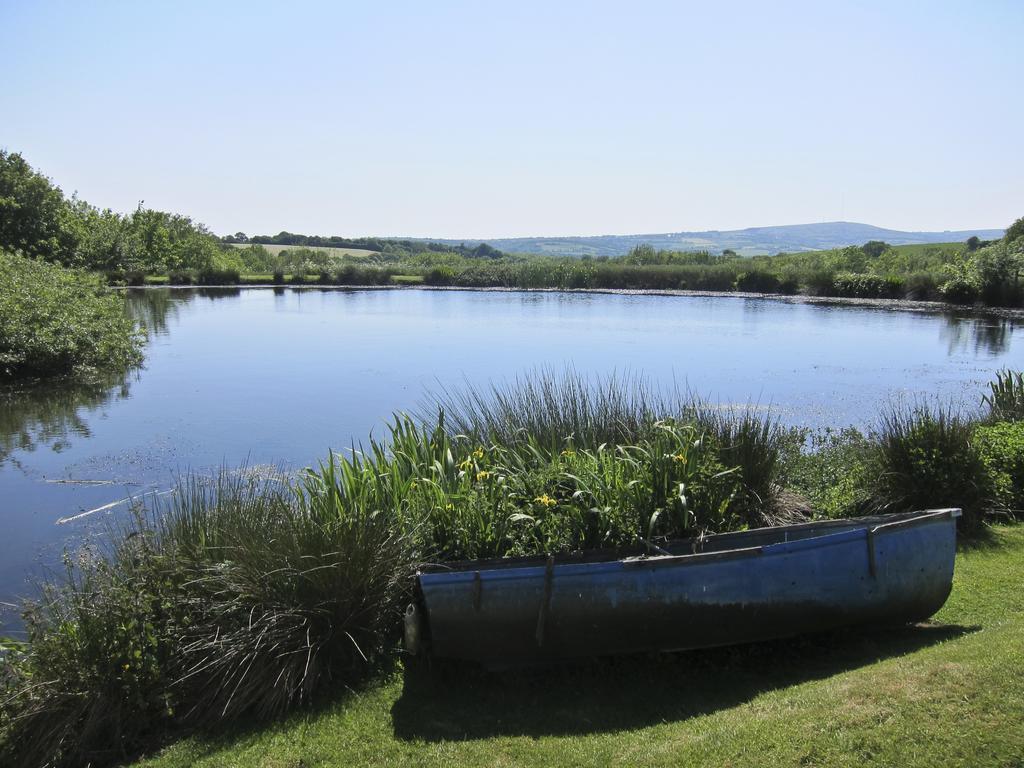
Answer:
[3,0,1021,238]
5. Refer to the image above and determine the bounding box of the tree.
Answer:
[966,235,981,251]
[0,150,79,264]
[1004,217,1024,244]
[861,240,889,259]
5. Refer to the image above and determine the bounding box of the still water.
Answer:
[1,287,1020,631]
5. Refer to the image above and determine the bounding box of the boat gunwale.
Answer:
[416,508,962,576]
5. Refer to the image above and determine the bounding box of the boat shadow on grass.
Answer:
[390,621,976,742]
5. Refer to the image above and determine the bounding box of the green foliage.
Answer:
[0,252,144,378]
[781,428,872,518]
[831,273,904,299]
[0,150,78,264]
[1,151,232,276]
[1004,216,1024,244]
[867,407,993,532]
[0,529,179,768]
[983,370,1024,422]
[974,421,1024,518]
[861,240,890,259]
[4,372,1024,765]
[0,471,417,768]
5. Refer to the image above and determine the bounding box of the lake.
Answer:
[1,287,1020,633]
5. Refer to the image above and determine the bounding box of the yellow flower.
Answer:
[533,493,557,508]
[445,503,455,511]
[410,480,418,490]
[458,457,473,470]
[472,447,485,460]
[672,452,687,463]
[123,663,131,671]
[476,470,491,481]
[560,449,576,457]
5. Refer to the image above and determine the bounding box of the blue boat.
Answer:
[405,508,960,665]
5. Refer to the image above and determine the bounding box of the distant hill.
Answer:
[421,222,1004,257]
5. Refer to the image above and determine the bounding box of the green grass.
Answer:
[391,274,425,284]
[130,524,1024,768]
[230,243,379,259]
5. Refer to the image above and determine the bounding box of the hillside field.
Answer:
[231,243,379,258]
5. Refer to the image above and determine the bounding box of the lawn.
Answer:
[133,525,1024,768]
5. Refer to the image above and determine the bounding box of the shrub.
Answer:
[0,252,145,378]
[0,530,179,768]
[735,270,781,293]
[272,269,285,285]
[803,269,836,296]
[940,277,978,304]
[831,273,904,299]
[781,428,873,518]
[975,421,1024,518]
[866,406,994,532]
[982,369,1024,422]
[195,267,239,285]
[167,271,193,285]
[904,272,939,301]
[424,266,456,286]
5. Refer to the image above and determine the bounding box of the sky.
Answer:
[2,0,1022,239]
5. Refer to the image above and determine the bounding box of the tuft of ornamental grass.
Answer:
[865,406,994,533]
[0,470,417,768]
[423,368,680,452]
[686,402,799,526]
[423,370,794,528]
[983,369,1024,422]
[161,468,417,724]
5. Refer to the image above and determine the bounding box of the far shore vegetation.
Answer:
[3,148,1024,320]
[1,369,1022,767]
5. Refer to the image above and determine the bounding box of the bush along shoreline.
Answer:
[0,252,144,380]
[1,370,1023,767]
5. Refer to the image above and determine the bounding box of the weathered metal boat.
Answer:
[404,508,960,666]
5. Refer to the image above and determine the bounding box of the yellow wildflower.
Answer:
[560,449,576,457]
[472,447,485,460]
[458,457,473,470]
[534,493,557,508]
[476,470,491,481]
[672,452,687,463]
[445,502,455,511]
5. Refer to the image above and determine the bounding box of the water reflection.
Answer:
[124,287,242,336]
[940,314,1017,357]
[0,373,133,466]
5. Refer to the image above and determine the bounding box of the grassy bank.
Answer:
[131,523,1024,768]
[1,371,1022,766]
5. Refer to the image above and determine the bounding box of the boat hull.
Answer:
[413,509,960,665]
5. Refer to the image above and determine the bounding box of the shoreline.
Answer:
[120,283,1024,320]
